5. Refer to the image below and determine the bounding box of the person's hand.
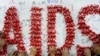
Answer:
[49,46,56,56]
[0,38,6,50]
[84,48,91,56]
[8,51,18,56]
[92,44,100,55]
[30,46,37,56]
[61,48,69,56]
[18,50,26,56]
[8,52,14,56]
[0,31,3,38]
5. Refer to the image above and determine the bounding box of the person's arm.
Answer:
[61,47,69,56]
[49,46,56,56]
[84,48,91,56]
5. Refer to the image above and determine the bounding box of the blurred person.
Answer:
[0,31,6,50]
[30,46,37,56]
[84,34,100,56]
[9,50,26,56]
[48,46,70,56]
